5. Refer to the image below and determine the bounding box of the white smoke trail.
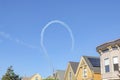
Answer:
[40,20,75,74]
[0,31,38,49]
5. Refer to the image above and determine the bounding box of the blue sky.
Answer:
[0,0,120,78]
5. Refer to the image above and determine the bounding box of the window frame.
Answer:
[113,56,119,71]
[83,68,87,78]
[104,58,110,73]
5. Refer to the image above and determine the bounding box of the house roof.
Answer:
[69,61,79,74]
[96,38,120,52]
[55,70,65,80]
[64,61,79,80]
[83,56,101,73]
[22,73,41,80]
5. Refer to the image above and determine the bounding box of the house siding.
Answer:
[93,73,101,80]
[22,74,42,80]
[64,63,77,80]
[76,66,93,80]
[100,47,120,79]
[97,39,120,80]
[31,74,42,80]
[76,57,101,80]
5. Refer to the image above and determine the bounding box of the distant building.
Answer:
[53,70,65,80]
[75,56,101,80]
[22,73,42,80]
[97,39,120,80]
[64,61,79,80]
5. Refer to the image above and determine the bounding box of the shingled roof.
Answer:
[96,38,120,51]
[69,61,79,74]
[83,56,101,73]
[54,70,65,80]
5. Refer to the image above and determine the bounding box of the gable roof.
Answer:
[69,61,79,74]
[83,56,100,73]
[22,73,42,80]
[64,61,79,80]
[55,70,65,80]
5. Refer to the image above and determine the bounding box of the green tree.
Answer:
[2,66,21,80]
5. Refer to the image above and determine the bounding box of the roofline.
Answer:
[56,69,65,71]
[64,62,75,80]
[83,55,99,58]
[96,38,120,52]
[83,56,100,72]
[69,61,79,63]
[69,61,79,73]
[79,56,93,72]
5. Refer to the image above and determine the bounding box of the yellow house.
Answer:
[76,56,101,80]
[64,61,79,80]
[22,73,42,80]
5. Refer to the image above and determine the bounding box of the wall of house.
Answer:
[64,66,76,80]
[93,73,101,80]
[64,66,69,80]
[76,69,101,80]
[100,46,120,79]
[31,74,42,80]
[76,66,93,80]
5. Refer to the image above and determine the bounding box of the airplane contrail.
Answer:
[0,31,38,49]
[40,20,75,74]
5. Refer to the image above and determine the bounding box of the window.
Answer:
[102,49,109,53]
[69,72,72,80]
[83,68,87,77]
[113,56,119,71]
[104,58,110,72]
[112,46,118,50]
